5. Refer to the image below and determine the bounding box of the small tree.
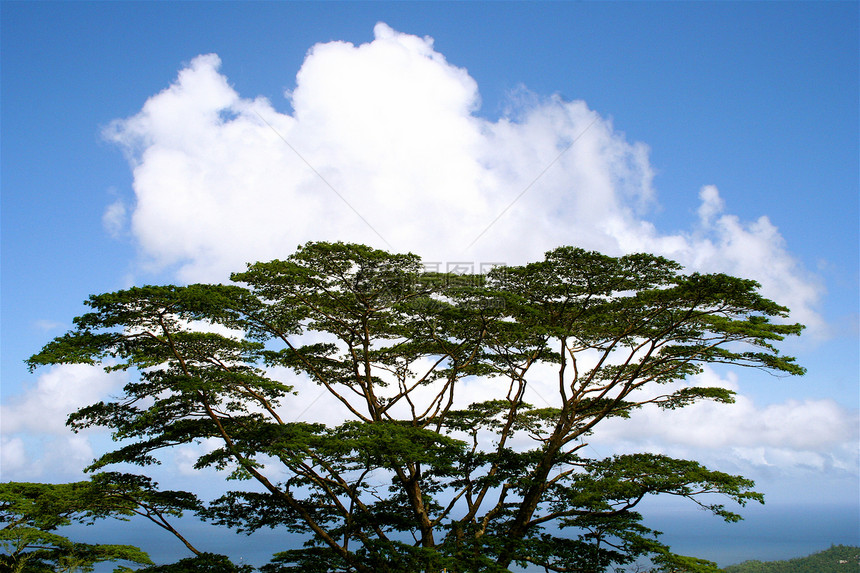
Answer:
[27,242,804,572]
[0,481,155,572]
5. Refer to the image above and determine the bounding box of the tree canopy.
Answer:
[0,480,155,572]
[20,241,805,572]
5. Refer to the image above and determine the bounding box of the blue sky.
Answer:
[2,1,858,567]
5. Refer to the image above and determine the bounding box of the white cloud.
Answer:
[102,198,127,238]
[697,184,725,226]
[0,434,101,481]
[589,367,859,475]
[0,364,126,480]
[102,22,822,339]
[1,364,125,435]
[0,436,27,477]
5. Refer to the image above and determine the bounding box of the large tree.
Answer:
[26,242,804,572]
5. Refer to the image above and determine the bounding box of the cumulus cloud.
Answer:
[101,22,822,337]
[50,22,839,485]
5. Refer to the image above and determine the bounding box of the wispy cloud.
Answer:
[102,198,127,239]
[32,319,66,332]
[590,367,859,476]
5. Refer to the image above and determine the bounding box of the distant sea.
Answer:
[644,501,860,566]
[66,501,859,571]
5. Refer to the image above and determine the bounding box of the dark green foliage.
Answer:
[136,553,254,573]
[25,242,806,572]
[0,474,209,572]
[723,545,860,573]
[0,537,152,573]
[0,481,154,572]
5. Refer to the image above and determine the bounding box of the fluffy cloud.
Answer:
[102,22,822,337]
[0,364,126,480]
[0,436,27,477]
[1,364,125,435]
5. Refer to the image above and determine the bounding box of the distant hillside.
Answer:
[723,545,860,573]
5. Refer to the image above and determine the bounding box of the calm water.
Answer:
[65,502,859,571]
